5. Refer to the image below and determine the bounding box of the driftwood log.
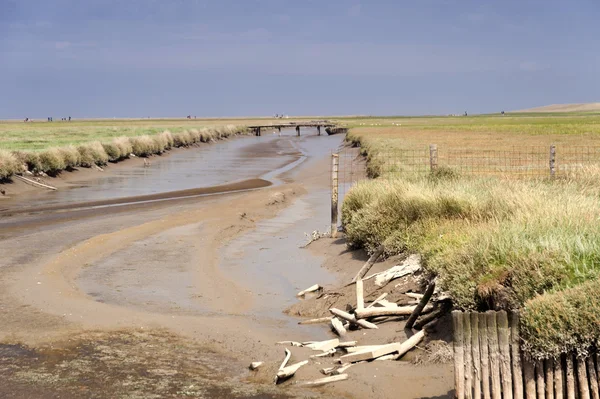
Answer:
[352,245,384,282]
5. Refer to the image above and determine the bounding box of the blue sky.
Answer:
[1,0,599,118]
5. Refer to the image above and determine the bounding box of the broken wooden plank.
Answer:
[297,284,322,297]
[298,316,333,325]
[373,299,399,308]
[355,304,434,319]
[310,348,336,358]
[366,293,388,308]
[297,373,349,387]
[331,317,347,337]
[249,362,263,370]
[356,279,364,310]
[305,338,340,352]
[352,245,384,282]
[364,254,421,287]
[279,349,291,371]
[329,308,378,330]
[413,302,452,330]
[337,341,357,348]
[276,360,309,382]
[276,341,303,347]
[405,292,424,300]
[405,279,436,329]
[341,330,426,363]
[12,174,57,190]
[344,345,389,354]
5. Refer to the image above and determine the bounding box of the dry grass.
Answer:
[0,150,23,180]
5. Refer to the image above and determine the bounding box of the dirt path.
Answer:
[0,133,453,398]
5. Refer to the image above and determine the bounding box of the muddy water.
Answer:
[2,131,300,211]
[70,129,345,323]
[220,133,343,321]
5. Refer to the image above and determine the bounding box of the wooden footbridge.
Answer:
[248,122,336,136]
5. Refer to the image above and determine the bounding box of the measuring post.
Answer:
[331,153,339,238]
[549,145,556,177]
[429,144,438,171]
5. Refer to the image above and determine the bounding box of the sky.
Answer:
[1,0,599,118]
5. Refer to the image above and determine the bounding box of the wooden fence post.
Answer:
[487,311,502,399]
[498,311,514,399]
[510,312,524,399]
[331,153,339,238]
[454,311,466,399]
[566,354,576,399]
[472,313,482,399]
[545,359,555,399]
[586,356,599,399]
[550,145,556,177]
[464,312,473,399]
[554,355,564,399]
[480,313,491,399]
[577,355,591,399]
[524,357,537,399]
[537,360,546,399]
[430,144,438,171]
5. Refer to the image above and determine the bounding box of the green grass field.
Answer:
[340,111,600,359]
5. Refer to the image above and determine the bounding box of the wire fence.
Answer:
[334,144,600,219]
[338,145,600,181]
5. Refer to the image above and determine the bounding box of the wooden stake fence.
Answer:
[453,311,600,399]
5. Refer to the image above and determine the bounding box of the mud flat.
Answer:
[0,129,453,398]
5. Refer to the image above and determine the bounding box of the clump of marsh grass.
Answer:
[13,151,42,173]
[78,141,109,167]
[59,145,81,169]
[0,150,24,179]
[130,135,157,157]
[39,148,67,175]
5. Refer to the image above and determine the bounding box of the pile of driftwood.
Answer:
[251,247,452,387]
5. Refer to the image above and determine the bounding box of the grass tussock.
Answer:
[0,150,23,179]
[39,148,67,175]
[78,141,109,167]
[342,130,600,358]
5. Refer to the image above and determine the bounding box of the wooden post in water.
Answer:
[318,126,321,136]
[296,126,300,136]
[586,357,599,399]
[577,355,591,399]
[545,359,554,399]
[330,153,339,238]
[430,144,438,171]
[566,354,576,399]
[498,311,514,399]
[510,312,524,399]
[464,312,473,399]
[471,313,481,399]
[256,127,261,136]
[453,311,466,399]
[487,311,502,399]
[480,313,492,399]
[536,360,546,399]
[524,357,537,399]
[554,355,564,399]
[549,145,556,177]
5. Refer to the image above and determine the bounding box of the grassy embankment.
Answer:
[339,112,600,359]
[0,118,297,179]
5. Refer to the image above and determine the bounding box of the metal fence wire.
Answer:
[335,144,600,209]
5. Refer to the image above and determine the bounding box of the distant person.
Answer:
[24,117,28,122]
[68,116,71,121]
